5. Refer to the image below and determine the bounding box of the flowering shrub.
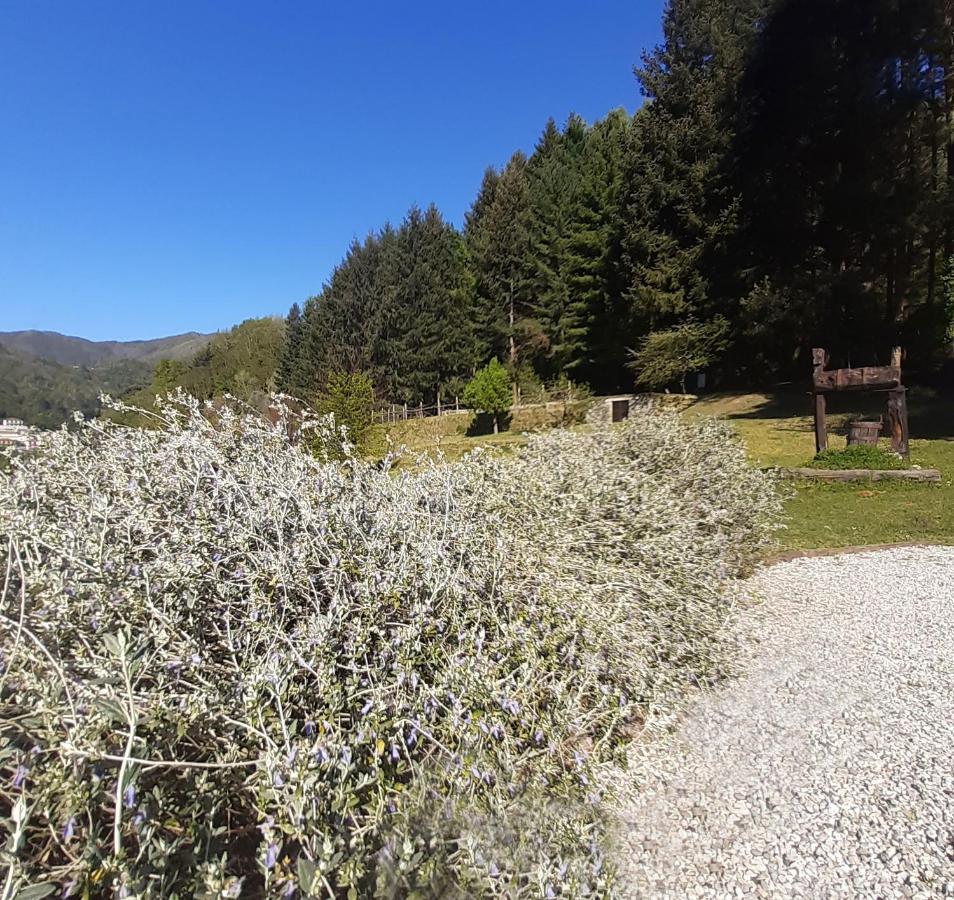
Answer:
[0,396,780,898]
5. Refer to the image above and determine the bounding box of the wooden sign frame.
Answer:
[811,347,909,458]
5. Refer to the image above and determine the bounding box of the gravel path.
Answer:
[616,546,954,898]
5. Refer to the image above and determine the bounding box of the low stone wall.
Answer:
[779,467,941,483]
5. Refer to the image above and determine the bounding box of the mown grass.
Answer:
[370,388,954,552]
[689,390,954,551]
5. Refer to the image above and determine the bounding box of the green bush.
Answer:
[809,444,907,470]
[0,396,780,897]
[463,360,512,433]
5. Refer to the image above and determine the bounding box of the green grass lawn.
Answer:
[689,390,954,552]
[370,388,954,552]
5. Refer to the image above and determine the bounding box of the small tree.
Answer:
[314,371,374,448]
[463,359,512,433]
[628,317,730,393]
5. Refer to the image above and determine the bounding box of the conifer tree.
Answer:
[464,153,534,376]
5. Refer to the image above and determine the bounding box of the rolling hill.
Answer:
[0,329,213,428]
[0,330,210,367]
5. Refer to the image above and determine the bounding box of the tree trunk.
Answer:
[493,414,499,435]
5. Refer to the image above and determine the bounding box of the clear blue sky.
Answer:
[0,1,662,341]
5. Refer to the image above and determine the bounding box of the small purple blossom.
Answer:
[360,699,373,716]
[264,842,278,870]
[132,809,146,831]
[272,772,284,788]
[62,816,76,842]
[123,784,136,809]
[222,878,244,899]
[303,720,315,737]
[11,765,27,788]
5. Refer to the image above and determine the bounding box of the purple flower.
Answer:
[256,816,274,835]
[62,816,76,842]
[340,746,352,765]
[303,720,315,737]
[11,765,26,788]
[264,842,278,870]
[123,784,136,809]
[360,700,373,716]
[534,729,544,744]
[272,772,284,788]
[190,653,201,666]
[285,747,297,766]
[222,878,244,899]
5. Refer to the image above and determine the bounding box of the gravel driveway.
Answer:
[615,546,954,898]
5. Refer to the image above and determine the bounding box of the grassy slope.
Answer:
[688,390,954,551]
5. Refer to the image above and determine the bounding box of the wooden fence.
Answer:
[371,397,469,424]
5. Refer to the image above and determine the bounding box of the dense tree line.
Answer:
[275,0,954,403]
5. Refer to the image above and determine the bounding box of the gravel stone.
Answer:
[615,547,954,898]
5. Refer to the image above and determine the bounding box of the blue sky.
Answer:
[0,1,662,341]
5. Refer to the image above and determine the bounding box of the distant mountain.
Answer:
[0,345,151,429]
[0,330,211,368]
[0,329,214,428]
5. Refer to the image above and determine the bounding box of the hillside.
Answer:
[0,344,151,428]
[0,329,210,367]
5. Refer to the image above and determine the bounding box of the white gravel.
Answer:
[615,546,954,899]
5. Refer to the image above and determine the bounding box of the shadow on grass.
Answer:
[693,384,954,442]
[466,412,512,437]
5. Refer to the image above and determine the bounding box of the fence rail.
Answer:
[371,398,469,424]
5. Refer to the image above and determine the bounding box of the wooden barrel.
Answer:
[847,419,882,446]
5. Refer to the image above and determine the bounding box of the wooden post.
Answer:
[403,402,408,421]
[418,401,423,419]
[887,387,910,458]
[814,392,828,454]
[455,396,459,413]
[437,393,442,416]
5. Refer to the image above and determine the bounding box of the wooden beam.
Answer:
[887,387,910,458]
[813,392,827,454]
[812,365,901,392]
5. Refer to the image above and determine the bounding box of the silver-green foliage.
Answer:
[0,395,780,898]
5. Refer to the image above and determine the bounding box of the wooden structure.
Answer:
[811,347,909,458]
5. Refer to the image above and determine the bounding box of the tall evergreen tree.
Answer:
[733,0,954,371]
[464,153,534,375]
[623,0,768,329]
[276,302,304,392]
